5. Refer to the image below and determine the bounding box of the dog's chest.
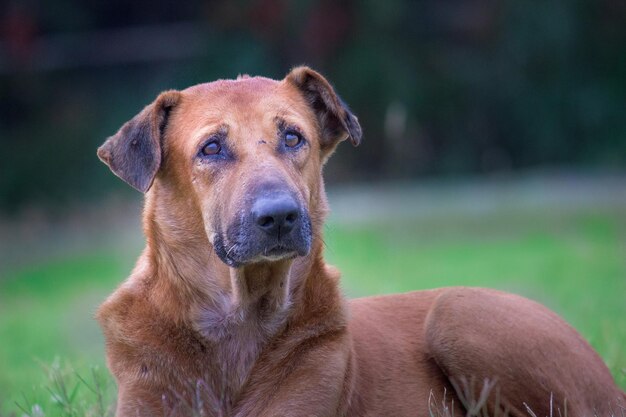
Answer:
[142,319,268,416]
[209,328,264,396]
[118,290,290,414]
[176,299,289,413]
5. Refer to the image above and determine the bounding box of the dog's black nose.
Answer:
[252,195,300,237]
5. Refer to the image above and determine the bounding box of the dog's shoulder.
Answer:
[96,269,179,382]
[96,255,159,341]
[96,278,152,350]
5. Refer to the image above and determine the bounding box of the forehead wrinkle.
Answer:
[191,84,278,120]
[184,81,278,120]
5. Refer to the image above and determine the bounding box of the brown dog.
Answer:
[97,67,625,417]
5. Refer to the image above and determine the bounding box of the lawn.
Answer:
[0,200,624,415]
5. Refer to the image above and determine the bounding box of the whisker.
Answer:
[226,243,237,258]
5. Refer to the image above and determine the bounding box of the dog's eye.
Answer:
[202,141,221,156]
[284,131,303,148]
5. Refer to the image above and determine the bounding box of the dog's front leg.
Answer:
[234,334,354,417]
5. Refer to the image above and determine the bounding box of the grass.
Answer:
[0,204,624,415]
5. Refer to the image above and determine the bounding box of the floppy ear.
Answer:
[285,66,362,158]
[97,90,180,193]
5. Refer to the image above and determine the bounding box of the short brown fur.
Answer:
[97,67,625,417]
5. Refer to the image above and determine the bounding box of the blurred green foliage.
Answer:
[1,0,626,212]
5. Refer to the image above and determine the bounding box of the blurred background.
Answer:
[0,0,625,415]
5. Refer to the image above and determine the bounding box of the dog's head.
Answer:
[98,67,361,267]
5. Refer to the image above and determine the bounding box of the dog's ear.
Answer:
[285,66,362,158]
[97,91,180,193]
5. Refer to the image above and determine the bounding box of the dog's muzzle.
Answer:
[213,190,312,267]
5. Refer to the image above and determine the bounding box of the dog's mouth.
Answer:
[256,243,302,262]
[213,237,307,268]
